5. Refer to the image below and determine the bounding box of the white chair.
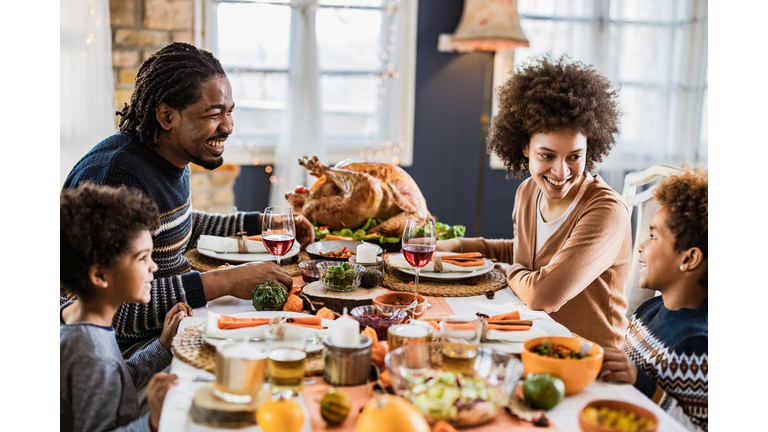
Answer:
[622,164,685,320]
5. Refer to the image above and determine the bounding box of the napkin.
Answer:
[196,234,267,254]
[203,312,332,340]
[388,252,488,272]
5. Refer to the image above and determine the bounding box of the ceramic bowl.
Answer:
[520,336,604,395]
[349,305,408,341]
[578,399,658,432]
[373,292,427,319]
[386,342,524,428]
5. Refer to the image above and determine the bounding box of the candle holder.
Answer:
[322,335,373,386]
[348,255,385,273]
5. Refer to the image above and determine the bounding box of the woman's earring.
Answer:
[680,265,685,271]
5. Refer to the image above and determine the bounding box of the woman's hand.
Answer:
[158,302,192,349]
[436,238,462,252]
[600,346,638,385]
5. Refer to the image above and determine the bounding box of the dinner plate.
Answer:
[201,311,324,353]
[197,241,301,263]
[392,251,495,280]
[306,240,384,261]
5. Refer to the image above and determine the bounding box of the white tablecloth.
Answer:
[160,287,690,431]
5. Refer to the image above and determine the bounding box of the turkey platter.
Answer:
[285,156,431,238]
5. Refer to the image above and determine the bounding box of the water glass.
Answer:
[267,347,307,394]
[213,340,267,404]
[387,323,433,351]
[441,318,481,345]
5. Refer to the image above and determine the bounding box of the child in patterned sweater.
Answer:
[601,169,708,431]
[60,183,193,432]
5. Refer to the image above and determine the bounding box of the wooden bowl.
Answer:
[578,399,658,432]
[521,336,604,395]
[372,292,427,319]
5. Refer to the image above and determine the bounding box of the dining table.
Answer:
[159,256,690,432]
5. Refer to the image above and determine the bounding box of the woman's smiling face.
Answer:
[523,127,587,202]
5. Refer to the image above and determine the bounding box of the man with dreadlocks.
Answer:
[63,42,315,354]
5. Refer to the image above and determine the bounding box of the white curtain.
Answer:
[269,0,327,207]
[60,0,116,187]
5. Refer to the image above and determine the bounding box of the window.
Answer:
[489,0,708,190]
[203,0,418,166]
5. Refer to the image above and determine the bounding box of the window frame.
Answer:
[199,0,418,166]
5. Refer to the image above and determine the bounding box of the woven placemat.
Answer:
[183,249,309,277]
[171,321,324,376]
[382,262,508,297]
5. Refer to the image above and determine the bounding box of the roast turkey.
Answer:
[285,156,431,237]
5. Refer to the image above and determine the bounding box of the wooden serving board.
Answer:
[188,384,270,428]
[302,281,387,314]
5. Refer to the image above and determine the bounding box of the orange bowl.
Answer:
[521,336,604,395]
[578,399,658,432]
[372,292,427,319]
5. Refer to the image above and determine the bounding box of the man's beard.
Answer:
[183,147,224,170]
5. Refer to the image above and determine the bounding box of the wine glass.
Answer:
[262,206,296,266]
[401,216,437,298]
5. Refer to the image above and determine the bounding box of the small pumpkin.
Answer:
[379,369,392,388]
[282,294,304,313]
[361,327,379,349]
[360,270,384,288]
[256,393,304,432]
[320,387,352,425]
[355,394,430,432]
[316,307,336,320]
[432,421,458,432]
[252,281,288,311]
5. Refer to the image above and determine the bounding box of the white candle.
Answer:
[356,242,377,264]
[332,315,360,348]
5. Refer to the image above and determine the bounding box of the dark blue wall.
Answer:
[235,0,522,239]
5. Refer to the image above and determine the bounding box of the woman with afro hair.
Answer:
[601,169,708,431]
[438,53,632,348]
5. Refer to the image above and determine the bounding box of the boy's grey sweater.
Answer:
[60,304,172,432]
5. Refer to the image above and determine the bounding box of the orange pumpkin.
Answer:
[355,394,430,432]
[431,421,458,432]
[379,369,392,388]
[316,307,335,320]
[371,349,385,368]
[362,327,379,349]
[282,294,303,313]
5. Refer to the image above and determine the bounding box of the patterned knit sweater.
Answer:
[625,296,708,431]
[62,132,261,348]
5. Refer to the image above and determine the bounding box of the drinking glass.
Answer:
[214,340,268,403]
[267,347,307,394]
[262,206,296,266]
[401,216,437,297]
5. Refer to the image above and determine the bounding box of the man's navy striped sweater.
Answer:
[63,132,261,349]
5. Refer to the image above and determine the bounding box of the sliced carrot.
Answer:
[324,235,354,241]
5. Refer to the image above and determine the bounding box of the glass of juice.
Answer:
[267,347,307,394]
[387,323,433,351]
[213,340,267,404]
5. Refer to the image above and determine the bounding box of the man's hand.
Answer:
[147,373,179,430]
[201,261,295,300]
[158,302,192,349]
[294,212,315,249]
[600,346,638,385]
[436,239,462,252]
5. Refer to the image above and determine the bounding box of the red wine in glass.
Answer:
[401,216,437,297]
[404,245,435,268]
[262,206,296,266]
[263,233,295,257]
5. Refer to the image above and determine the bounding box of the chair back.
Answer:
[622,164,685,320]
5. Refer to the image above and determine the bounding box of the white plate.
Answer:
[201,311,324,353]
[393,251,495,280]
[197,241,301,263]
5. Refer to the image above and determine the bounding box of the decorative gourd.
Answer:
[316,307,336,320]
[282,294,304,313]
[256,393,304,432]
[251,282,288,311]
[319,387,352,425]
[360,270,384,288]
[355,394,430,432]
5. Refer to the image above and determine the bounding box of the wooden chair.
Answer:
[622,164,685,320]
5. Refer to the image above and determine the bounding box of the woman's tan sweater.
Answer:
[460,174,631,348]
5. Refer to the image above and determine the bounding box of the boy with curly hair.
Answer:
[601,169,708,431]
[60,183,192,432]
[439,53,631,348]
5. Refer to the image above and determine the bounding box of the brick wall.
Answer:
[109,0,240,214]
